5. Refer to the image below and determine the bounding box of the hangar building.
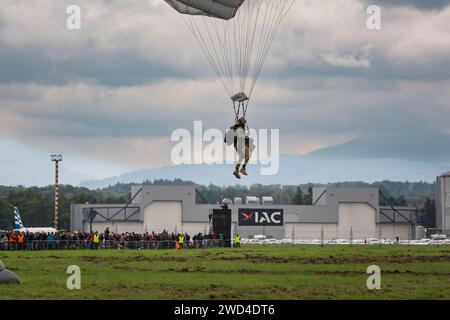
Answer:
[70,185,415,240]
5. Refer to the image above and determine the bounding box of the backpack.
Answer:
[224,129,235,146]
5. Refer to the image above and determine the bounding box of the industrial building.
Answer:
[436,171,450,236]
[70,185,420,240]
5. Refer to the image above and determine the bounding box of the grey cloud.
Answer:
[2,0,450,88]
[0,13,6,30]
[0,81,231,139]
[249,76,450,137]
[1,0,450,170]
[370,0,450,10]
[0,0,213,86]
[2,74,449,153]
[0,47,189,86]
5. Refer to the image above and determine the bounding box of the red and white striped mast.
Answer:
[50,154,62,230]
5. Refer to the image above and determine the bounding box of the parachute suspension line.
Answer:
[249,0,295,98]
[211,17,235,95]
[243,100,249,119]
[233,100,250,123]
[181,0,234,96]
[232,0,261,96]
[242,2,261,94]
[236,1,251,94]
[200,16,234,93]
[170,0,296,104]
[164,0,225,90]
[233,102,239,122]
[184,16,232,97]
[250,1,277,96]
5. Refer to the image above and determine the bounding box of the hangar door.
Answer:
[338,203,376,239]
[143,201,182,234]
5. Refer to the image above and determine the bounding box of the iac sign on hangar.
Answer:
[238,209,284,226]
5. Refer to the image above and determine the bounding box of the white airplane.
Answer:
[13,207,58,233]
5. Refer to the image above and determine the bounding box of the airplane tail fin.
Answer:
[14,207,24,230]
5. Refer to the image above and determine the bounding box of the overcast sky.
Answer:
[1,0,449,182]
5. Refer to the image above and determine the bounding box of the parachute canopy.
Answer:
[164,0,295,119]
[165,0,245,20]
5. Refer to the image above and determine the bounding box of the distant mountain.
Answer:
[305,133,450,161]
[80,133,450,188]
[79,156,447,189]
[3,133,449,188]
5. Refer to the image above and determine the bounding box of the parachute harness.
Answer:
[233,100,248,122]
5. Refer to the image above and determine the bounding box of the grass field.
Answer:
[0,245,449,300]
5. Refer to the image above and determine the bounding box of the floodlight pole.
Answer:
[51,154,62,230]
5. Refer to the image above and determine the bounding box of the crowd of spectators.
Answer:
[0,227,230,251]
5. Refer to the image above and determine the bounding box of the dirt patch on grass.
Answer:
[167,267,203,273]
[165,266,272,274]
[131,255,188,263]
[311,270,450,276]
[214,254,450,265]
[165,267,191,273]
[80,255,188,263]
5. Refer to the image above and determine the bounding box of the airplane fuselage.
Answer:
[13,227,58,233]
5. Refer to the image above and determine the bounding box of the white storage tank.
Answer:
[261,196,274,205]
[246,196,260,205]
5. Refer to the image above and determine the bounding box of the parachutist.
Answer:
[225,117,254,179]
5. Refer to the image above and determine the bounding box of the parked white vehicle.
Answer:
[253,234,267,240]
[294,239,310,245]
[238,237,450,245]
[413,239,431,245]
[379,239,394,245]
[367,238,380,245]
[431,234,447,240]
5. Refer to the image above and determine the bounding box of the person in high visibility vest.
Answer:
[17,232,25,250]
[234,234,241,248]
[93,232,100,249]
[9,232,17,250]
[178,234,185,249]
